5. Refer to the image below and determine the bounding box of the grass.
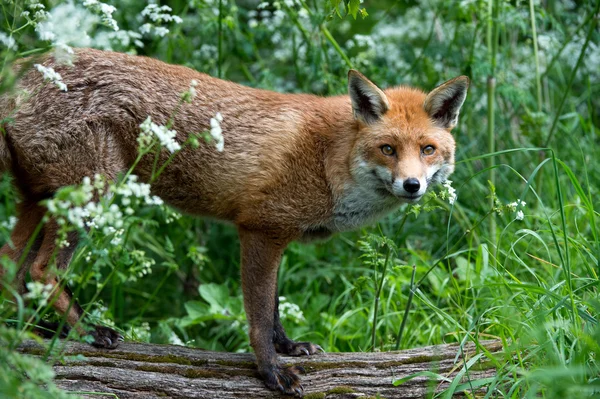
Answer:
[1,0,600,397]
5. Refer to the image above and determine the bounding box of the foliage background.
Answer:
[1,0,600,397]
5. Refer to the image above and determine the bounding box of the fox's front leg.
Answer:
[239,228,304,395]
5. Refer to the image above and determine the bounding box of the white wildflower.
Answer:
[513,199,526,221]
[139,4,182,38]
[0,32,16,50]
[442,180,457,205]
[131,250,154,278]
[53,42,75,66]
[141,4,181,23]
[153,27,169,37]
[189,79,198,100]
[110,229,124,245]
[210,112,224,152]
[140,117,181,153]
[139,23,152,35]
[36,21,56,41]
[1,216,18,231]
[278,296,304,323]
[34,64,67,91]
[24,282,54,307]
[82,0,119,31]
[181,79,198,103]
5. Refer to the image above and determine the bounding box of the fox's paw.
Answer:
[90,325,124,349]
[262,364,305,396]
[275,339,324,357]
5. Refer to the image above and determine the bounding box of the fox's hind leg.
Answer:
[6,120,127,347]
[0,202,68,339]
[29,218,123,348]
[273,284,323,356]
[0,201,45,295]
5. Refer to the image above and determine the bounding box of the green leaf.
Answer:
[184,300,208,319]
[348,0,360,19]
[199,283,229,314]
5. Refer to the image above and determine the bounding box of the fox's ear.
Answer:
[348,70,389,124]
[424,76,469,129]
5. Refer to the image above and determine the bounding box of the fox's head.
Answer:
[347,70,469,203]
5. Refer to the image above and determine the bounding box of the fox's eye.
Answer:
[381,145,395,156]
[422,145,436,156]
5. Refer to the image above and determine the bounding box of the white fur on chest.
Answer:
[328,185,400,232]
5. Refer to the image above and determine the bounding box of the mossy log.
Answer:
[19,339,503,398]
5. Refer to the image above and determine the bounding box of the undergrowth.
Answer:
[1,0,599,397]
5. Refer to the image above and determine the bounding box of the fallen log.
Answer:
[19,339,503,398]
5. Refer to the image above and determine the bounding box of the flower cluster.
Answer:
[0,32,16,50]
[25,2,52,39]
[507,199,526,221]
[278,296,305,324]
[34,64,67,91]
[140,4,183,38]
[82,0,119,31]
[441,180,457,205]
[210,112,225,152]
[24,282,54,307]
[0,216,17,232]
[493,196,527,221]
[139,117,181,153]
[130,250,155,278]
[27,2,79,65]
[181,79,198,103]
[46,174,164,242]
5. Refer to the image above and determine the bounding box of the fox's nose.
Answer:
[403,178,420,193]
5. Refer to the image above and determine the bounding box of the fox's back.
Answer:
[3,49,336,230]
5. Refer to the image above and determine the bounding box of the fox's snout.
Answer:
[389,172,428,200]
[402,178,420,193]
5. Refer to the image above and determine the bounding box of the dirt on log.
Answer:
[18,339,503,399]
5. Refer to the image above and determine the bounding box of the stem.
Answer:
[371,244,391,351]
[217,0,223,78]
[486,0,498,243]
[320,25,353,68]
[528,0,542,112]
[394,264,416,350]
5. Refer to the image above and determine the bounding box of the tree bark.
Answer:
[19,339,502,398]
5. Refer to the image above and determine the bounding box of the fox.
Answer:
[0,48,468,395]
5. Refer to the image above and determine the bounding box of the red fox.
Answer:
[0,48,468,395]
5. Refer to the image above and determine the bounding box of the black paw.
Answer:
[262,364,305,396]
[90,325,124,349]
[275,339,324,357]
